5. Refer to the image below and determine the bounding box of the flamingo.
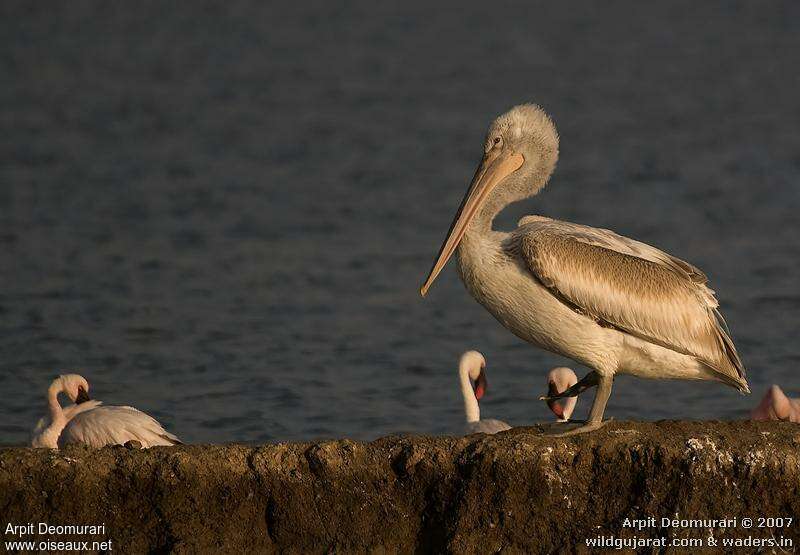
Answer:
[31,374,181,448]
[545,367,579,422]
[750,385,800,423]
[459,350,511,434]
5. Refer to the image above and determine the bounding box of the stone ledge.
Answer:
[2,421,799,553]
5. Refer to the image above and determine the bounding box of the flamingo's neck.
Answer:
[460,366,480,423]
[39,380,67,448]
[47,381,66,422]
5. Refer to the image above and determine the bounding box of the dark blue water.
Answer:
[2,2,799,445]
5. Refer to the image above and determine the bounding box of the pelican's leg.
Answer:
[547,374,614,437]
[539,371,599,402]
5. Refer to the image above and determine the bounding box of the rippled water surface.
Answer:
[2,2,799,445]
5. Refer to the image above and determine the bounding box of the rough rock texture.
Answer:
[2,421,799,553]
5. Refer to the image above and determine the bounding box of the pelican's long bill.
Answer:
[420,149,524,296]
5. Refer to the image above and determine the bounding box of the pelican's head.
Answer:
[459,350,488,400]
[58,374,91,404]
[546,367,577,422]
[421,104,559,296]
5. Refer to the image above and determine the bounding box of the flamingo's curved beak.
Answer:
[76,386,91,404]
[545,381,564,419]
[473,369,488,400]
[420,150,524,296]
[547,400,565,419]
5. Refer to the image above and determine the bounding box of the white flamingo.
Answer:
[31,374,101,448]
[459,351,511,434]
[544,367,579,422]
[31,374,181,448]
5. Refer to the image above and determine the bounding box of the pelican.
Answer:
[545,367,578,422]
[32,374,181,448]
[750,385,800,423]
[421,104,748,435]
[459,350,511,434]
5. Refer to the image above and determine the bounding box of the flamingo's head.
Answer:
[546,367,578,421]
[459,350,488,400]
[59,374,91,404]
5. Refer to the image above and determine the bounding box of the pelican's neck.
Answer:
[467,152,557,236]
[457,208,508,281]
[460,367,480,423]
[469,192,507,235]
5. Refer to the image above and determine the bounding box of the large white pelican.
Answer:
[421,104,748,435]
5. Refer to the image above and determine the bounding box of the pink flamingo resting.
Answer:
[750,385,800,423]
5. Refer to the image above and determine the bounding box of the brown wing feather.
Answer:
[518,226,746,389]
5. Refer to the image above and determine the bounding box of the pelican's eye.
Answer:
[493,136,502,147]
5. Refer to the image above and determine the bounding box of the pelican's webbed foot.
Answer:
[542,372,615,437]
[546,418,613,437]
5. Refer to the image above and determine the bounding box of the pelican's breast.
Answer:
[456,230,622,371]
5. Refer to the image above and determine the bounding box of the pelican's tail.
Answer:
[710,308,749,394]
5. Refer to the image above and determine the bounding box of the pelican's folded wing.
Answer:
[515,220,746,390]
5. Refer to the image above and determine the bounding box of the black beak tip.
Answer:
[76,386,91,404]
